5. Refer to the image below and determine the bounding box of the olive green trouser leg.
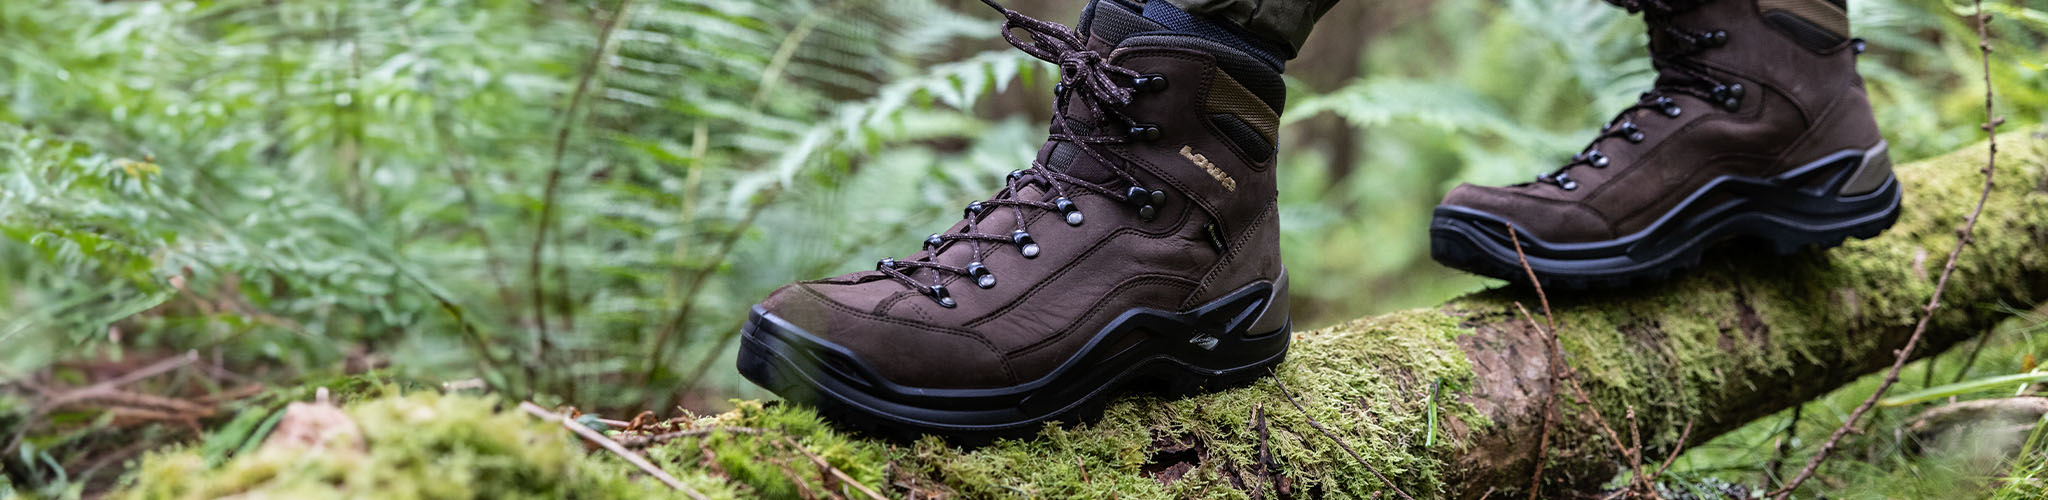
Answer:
[1160,0,1341,55]
[1160,0,1857,57]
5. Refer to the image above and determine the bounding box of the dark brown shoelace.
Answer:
[874,0,1161,308]
[1540,0,1743,190]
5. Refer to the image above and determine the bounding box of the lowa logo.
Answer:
[1179,145,1237,192]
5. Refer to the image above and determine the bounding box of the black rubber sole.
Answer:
[1431,144,1903,290]
[736,280,1290,443]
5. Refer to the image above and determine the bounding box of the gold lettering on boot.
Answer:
[1179,145,1236,192]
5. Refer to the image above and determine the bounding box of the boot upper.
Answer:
[757,0,1286,390]
[1440,0,1882,244]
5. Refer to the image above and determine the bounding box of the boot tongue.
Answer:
[1032,1,1161,185]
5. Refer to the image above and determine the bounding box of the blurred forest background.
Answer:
[2,0,2046,497]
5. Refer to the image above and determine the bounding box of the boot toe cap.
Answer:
[755,283,1012,390]
[1437,183,1617,243]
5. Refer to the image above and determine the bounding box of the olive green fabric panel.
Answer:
[1160,0,1341,53]
[1758,0,1850,37]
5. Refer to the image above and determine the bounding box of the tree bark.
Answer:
[657,131,2048,499]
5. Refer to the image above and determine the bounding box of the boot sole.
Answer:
[735,279,1290,443]
[1430,143,1901,290]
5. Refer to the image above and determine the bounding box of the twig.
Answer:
[644,188,780,385]
[617,426,765,449]
[1509,225,1566,499]
[1527,385,1555,500]
[529,0,636,374]
[36,351,199,410]
[518,402,710,500]
[1253,403,1280,498]
[1650,419,1695,480]
[1768,3,2001,495]
[1507,224,1555,332]
[1269,371,1416,500]
[1514,304,1641,489]
[785,436,887,500]
[1951,303,2043,383]
[1764,404,1801,488]
[1624,406,1656,499]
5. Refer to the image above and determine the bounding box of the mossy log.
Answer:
[121,131,2048,499]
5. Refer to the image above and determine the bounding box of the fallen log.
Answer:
[650,129,2047,499]
[116,131,2048,499]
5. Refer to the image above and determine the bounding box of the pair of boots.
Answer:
[736,0,1899,438]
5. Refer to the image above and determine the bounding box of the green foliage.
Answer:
[0,0,1035,408]
[1674,304,2048,498]
[2,0,2045,496]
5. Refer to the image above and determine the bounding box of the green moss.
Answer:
[625,308,1481,499]
[115,392,726,500]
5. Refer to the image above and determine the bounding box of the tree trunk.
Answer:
[659,131,2048,499]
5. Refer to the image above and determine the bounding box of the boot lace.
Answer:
[1538,0,1743,190]
[875,0,1166,308]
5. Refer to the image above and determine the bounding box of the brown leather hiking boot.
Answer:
[1430,0,1899,289]
[737,0,1292,439]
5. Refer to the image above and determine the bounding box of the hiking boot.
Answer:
[1429,0,1900,289]
[737,0,1293,439]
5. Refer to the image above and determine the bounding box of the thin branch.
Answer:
[617,426,765,449]
[530,0,636,375]
[1507,224,1555,332]
[1764,404,1801,489]
[518,402,710,500]
[644,188,779,384]
[1769,3,2001,495]
[1527,386,1555,500]
[785,436,888,500]
[1269,371,1416,500]
[1509,224,1568,500]
[1651,419,1695,481]
[1624,406,1653,498]
[1513,304,1639,480]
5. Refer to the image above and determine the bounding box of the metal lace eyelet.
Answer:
[925,233,944,250]
[1134,74,1169,93]
[928,284,956,308]
[1054,197,1084,226]
[968,262,996,289]
[964,201,986,219]
[1007,169,1025,183]
[1012,230,1040,258]
[1663,105,1683,118]
[877,258,896,271]
[1851,38,1867,54]
[1713,83,1745,111]
[1556,173,1579,191]
[1619,122,1645,143]
[1589,151,1610,168]
[1124,186,1149,204]
[1704,30,1729,47]
[1124,187,1165,221]
[1127,124,1161,142]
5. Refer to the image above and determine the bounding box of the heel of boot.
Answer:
[1839,141,1893,197]
[1246,267,1290,338]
